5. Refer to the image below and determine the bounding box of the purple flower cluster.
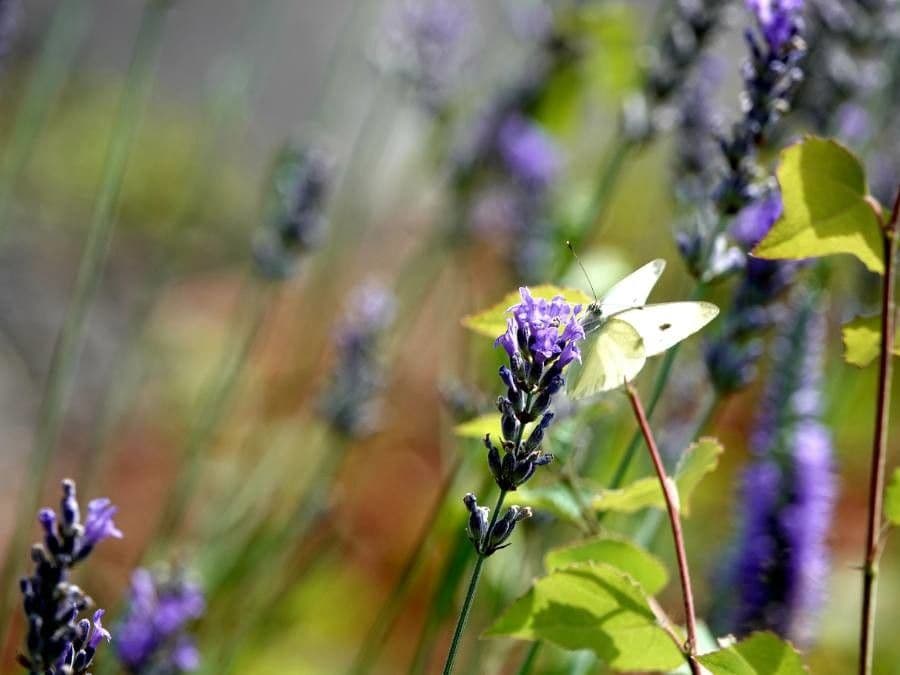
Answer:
[496,113,563,190]
[18,480,121,674]
[705,190,799,392]
[253,144,332,280]
[715,291,835,644]
[715,0,806,214]
[486,289,584,491]
[116,568,205,674]
[319,281,397,437]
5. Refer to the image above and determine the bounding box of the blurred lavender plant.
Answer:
[319,281,397,437]
[705,191,800,392]
[252,143,332,280]
[0,0,21,59]
[624,0,730,142]
[378,0,476,114]
[790,0,900,139]
[116,568,205,674]
[715,0,807,214]
[714,291,835,644]
[18,480,121,674]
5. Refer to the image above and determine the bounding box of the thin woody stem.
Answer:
[626,383,701,675]
[859,185,900,675]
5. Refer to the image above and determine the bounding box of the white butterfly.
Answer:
[567,259,719,398]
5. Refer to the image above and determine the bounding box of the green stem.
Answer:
[859,186,900,675]
[0,0,170,644]
[574,138,634,247]
[515,641,543,675]
[0,0,93,236]
[149,276,271,551]
[349,458,463,674]
[442,490,507,675]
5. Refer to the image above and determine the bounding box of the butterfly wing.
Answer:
[615,301,719,357]
[567,318,647,399]
[597,259,666,315]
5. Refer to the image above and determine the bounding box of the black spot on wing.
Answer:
[659,323,672,331]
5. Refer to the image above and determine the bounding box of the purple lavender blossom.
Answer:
[731,190,784,249]
[496,114,563,189]
[747,0,805,51]
[381,0,475,112]
[18,480,120,674]
[485,289,584,493]
[116,568,205,674]
[83,498,124,547]
[715,292,836,645]
[319,281,397,437]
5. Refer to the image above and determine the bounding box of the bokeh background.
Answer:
[0,0,899,673]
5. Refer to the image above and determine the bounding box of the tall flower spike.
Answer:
[319,281,397,438]
[253,143,332,280]
[115,567,205,674]
[18,480,120,674]
[705,190,800,393]
[715,0,806,214]
[485,288,583,492]
[713,290,835,645]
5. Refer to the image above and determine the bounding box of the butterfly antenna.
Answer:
[566,240,598,302]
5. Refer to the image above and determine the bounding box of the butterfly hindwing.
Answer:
[567,318,647,399]
[615,301,720,357]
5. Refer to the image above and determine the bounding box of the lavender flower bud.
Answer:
[485,505,533,555]
[463,494,490,553]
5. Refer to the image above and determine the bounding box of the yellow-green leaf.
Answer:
[841,315,900,367]
[885,469,900,526]
[592,437,723,516]
[753,137,884,273]
[453,414,537,441]
[462,285,592,339]
[544,535,669,594]
[698,632,807,674]
[485,563,684,671]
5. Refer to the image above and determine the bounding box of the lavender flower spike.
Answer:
[485,288,584,493]
[714,290,836,645]
[18,480,121,674]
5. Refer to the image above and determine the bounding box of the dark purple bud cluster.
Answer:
[487,289,583,491]
[116,567,205,674]
[253,143,332,280]
[463,494,532,557]
[18,480,121,674]
[319,282,396,438]
[715,0,807,215]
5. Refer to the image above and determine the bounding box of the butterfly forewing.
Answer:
[567,318,647,399]
[614,301,719,357]
[595,258,666,316]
